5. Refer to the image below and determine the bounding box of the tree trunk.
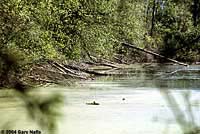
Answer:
[122,42,189,66]
[193,0,199,26]
[150,0,156,36]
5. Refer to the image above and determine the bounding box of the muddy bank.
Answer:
[22,60,125,86]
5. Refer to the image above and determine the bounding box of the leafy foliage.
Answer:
[0,0,199,65]
[146,0,200,61]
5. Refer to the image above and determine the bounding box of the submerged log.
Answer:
[122,42,189,66]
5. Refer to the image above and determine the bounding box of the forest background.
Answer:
[0,0,200,87]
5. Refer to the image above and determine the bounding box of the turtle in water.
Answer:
[86,101,100,105]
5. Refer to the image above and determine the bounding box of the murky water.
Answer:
[0,64,200,134]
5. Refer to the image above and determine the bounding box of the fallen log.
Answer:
[84,61,119,68]
[28,76,59,84]
[98,57,116,65]
[99,62,119,68]
[63,64,111,76]
[46,62,87,79]
[113,56,129,64]
[34,67,87,80]
[87,55,120,68]
[122,42,189,66]
[167,68,200,75]
[50,62,66,73]
[51,62,77,74]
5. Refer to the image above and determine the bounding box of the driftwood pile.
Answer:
[26,59,121,85]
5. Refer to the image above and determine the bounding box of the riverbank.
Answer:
[1,64,200,134]
[22,60,125,86]
[22,59,200,87]
[1,49,197,91]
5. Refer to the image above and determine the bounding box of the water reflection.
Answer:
[140,65,200,133]
[142,65,200,134]
[150,65,200,134]
[160,90,199,134]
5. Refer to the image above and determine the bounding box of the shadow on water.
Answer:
[91,64,200,134]
[148,64,200,134]
[159,89,200,134]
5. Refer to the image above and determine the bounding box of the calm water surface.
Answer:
[0,64,200,134]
